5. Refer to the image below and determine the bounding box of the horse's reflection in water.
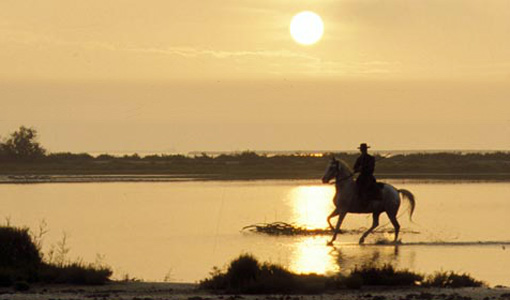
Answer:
[329,244,404,274]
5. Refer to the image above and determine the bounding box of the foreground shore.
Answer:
[1,282,509,300]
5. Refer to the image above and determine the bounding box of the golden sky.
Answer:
[1,0,509,153]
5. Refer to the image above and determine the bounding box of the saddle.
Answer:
[360,182,384,203]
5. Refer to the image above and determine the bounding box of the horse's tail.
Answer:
[398,189,415,221]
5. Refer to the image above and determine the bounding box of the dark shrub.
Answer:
[0,227,41,269]
[96,154,115,160]
[245,263,297,294]
[350,264,422,286]
[343,273,363,289]
[200,254,329,294]
[293,273,328,294]
[0,227,41,282]
[201,256,486,293]
[226,254,260,289]
[199,267,227,290]
[2,126,46,161]
[0,226,111,286]
[0,268,15,287]
[424,271,484,288]
[40,263,112,285]
[13,281,30,291]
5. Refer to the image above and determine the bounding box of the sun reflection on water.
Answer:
[288,185,335,229]
[286,185,338,275]
[289,237,339,275]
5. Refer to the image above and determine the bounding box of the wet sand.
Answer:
[1,282,509,300]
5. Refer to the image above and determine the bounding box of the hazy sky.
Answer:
[1,0,509,153]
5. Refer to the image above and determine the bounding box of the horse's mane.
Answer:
[336,158,353,175]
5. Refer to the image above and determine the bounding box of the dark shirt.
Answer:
[354,153,375,176]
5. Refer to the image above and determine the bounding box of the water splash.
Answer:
[242,222,420,236]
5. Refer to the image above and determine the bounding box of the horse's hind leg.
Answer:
[327,209,339,230]
[386,212,401,243]
[359,212,381,244]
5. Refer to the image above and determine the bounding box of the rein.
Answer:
[335,170,355,183]
[336,174,354,182]
[326,161,355,185]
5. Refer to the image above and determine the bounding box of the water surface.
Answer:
[1,180,509,285]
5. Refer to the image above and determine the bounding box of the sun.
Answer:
[290,11,324,45]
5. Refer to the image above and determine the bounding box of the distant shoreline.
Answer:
[2,151,510,183]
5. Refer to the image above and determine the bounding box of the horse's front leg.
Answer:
[327,211,347,246]
[327,209,339,231]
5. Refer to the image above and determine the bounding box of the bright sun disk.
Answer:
[290,11,324,45]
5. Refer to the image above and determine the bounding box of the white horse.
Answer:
[322,157,415,246]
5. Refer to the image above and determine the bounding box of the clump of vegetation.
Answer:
[39,262,112,285]
[201,254,485,294]
[350,264,423,286]
[13,281,30,292]
[200,254,329,294]
[341,273,363,290]
[0,126,45,162]
[0,225,112,288]
[423,271,484,288]
[0,226,42,284]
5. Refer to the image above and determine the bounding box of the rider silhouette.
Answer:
[353,143,379,205]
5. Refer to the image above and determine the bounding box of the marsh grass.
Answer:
[201,254,484,294]
[351,264,423,286]
[0,225,112,287]
[39,262,112,285]
[200,254,330,294]
[0,226,41,285]
[423,271,484,288]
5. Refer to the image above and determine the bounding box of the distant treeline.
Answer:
[1,126,510,179]
[0,126,46,162]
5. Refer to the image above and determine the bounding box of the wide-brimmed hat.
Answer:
[358,143,370,149]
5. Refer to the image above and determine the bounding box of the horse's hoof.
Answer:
[358,238,365,245]
[327,241,334,246]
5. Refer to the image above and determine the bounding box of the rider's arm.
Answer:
[353,157,361,173]
[367,156,375,174]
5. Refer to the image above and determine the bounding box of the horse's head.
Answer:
[322,157,340,183]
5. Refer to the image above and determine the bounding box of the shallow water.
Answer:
[1,180,509,285]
